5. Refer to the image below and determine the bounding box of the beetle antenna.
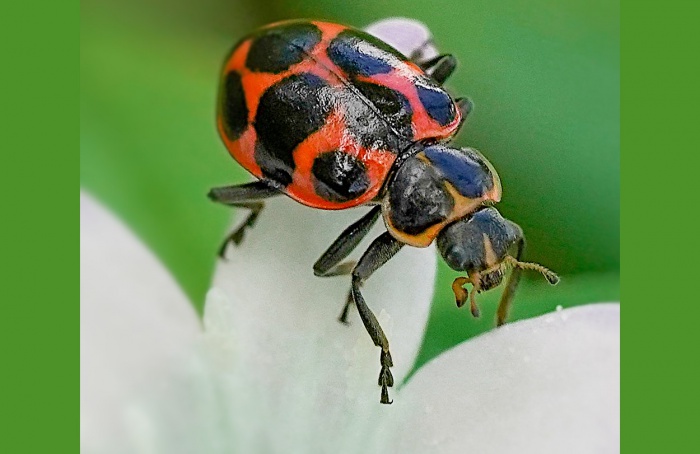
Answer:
[503,256,560,285]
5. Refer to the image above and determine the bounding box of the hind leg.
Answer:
[208,180,280,257]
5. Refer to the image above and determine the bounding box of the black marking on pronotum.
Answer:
[387,156,454,235]
[423,145,494,198]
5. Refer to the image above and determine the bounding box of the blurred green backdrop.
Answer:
[81,0,619,369]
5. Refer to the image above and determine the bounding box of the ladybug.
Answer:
[209,19,558,404]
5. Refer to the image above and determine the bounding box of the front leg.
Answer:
[496,229,525,327]
[351,232,404,404]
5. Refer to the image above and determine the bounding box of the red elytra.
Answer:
[217,20,462,210]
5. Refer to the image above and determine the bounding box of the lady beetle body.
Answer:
[217,20,463,209]
[210,19,558,405]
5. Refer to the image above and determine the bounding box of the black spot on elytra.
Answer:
[327,30,397,76]
[220,71,248,140]
[415,81,456,126]
[342,81,413,152]
[354,81,413,138]
[254,73,333,185]
[312,150,370,202]
[387,156,454,235]
[246,22,322,73]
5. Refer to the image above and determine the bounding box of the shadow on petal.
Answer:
[207,197,436,451]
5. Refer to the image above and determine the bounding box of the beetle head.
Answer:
[437,206,559,317]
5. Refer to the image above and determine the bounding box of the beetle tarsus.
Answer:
[379,349,394,404]
[338,291,353,325]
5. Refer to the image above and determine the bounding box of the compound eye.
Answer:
[437,207,512,273]
[437,225,484,272]
[441,245,467,271]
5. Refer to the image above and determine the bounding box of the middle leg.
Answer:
[313,206,381,323]
[313,206,382,277]
[496,228,526,327]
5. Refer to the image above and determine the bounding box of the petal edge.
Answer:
[395,304,620,454]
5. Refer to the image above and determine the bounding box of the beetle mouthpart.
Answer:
[504,256,560,285]
[470,298,481,318]
[451,275,481,318]
[451,276,470,308]
[469,277,482,318]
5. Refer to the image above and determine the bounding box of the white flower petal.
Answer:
[208,198,436,451]
[83,17,616,453]
[365,18,438,61]
[393,304,620,454]
[80,191,202,452]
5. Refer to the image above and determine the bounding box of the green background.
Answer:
[80,0,619,370]
[5,1,76,452]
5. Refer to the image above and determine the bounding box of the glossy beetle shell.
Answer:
[217,20,462,210]
[382,146,502,247]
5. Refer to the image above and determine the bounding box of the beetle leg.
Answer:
[351,232,404,404]
[337,291,354,325]
[208,180,280,256]
[316,260,357,277]
[419,54,457,85]
[453,97,474,135]
[496,227,559,326]
[313,206,381,276]
[215,202,265,257]
[496,226,526,326]
[313,206,382,322]
[407,38,436,66]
